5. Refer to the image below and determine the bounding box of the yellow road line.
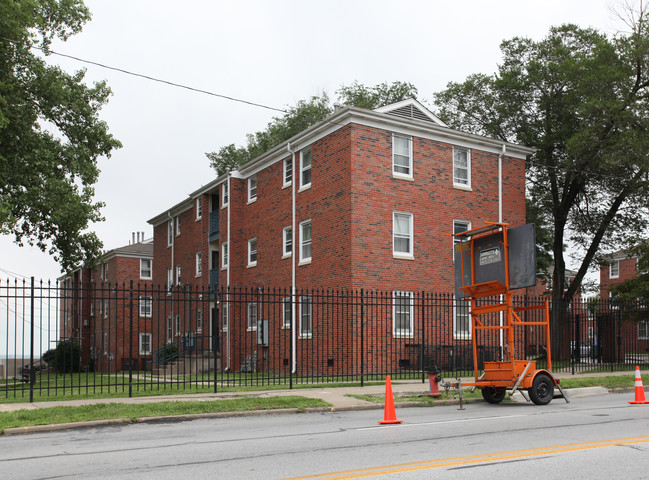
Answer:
[281,436,649,480]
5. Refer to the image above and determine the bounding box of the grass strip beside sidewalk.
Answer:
[0,396,330,433]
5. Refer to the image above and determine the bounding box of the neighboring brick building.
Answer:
[600,251,639,297]
[148,99,532,371]
[58,234,154,371]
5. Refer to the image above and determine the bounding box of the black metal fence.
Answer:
[1,278,648,401]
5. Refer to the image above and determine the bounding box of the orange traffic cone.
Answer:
[379,375,403,424]
[629,366,649,405]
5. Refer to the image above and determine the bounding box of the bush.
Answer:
[42,340,81,373]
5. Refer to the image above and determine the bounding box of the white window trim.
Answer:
[283,156,292,188]
[247,302,258,331]
[140,258,152,280]
[221,181,229,208]
[610,260,620,279]
[299,295,312,339]
[139,295,153,318]
[196,197,202,220]
[167,267,173,294]
[299,219,312,265]
[248,174,257,203]
[453,220,471,259]
[392,134,413,180]
[196,252,202,277]
[175,313,181,336]
[248,238,258,267]
[176,265,181,286]
[453,297,472,340]
[139,333,152,355]
[221,303,229,332]
[167,220,173,247]
[299,147,312,191]
[639,321,649,340]
[221,242,229,270]
[175,216,181,236]
[453,146,472,189]
[196,309,203,333]
[282,226,292,258]
[392,291,414,337]
[282,297,292,329]
[393,212,414,259]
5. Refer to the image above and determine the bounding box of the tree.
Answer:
[609,242,649,300]
[207,82,419,176]
[433,4,649,340]
[0,0,121,271]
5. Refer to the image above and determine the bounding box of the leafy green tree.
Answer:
[434,6,649,339]
[0,0,121,271]
[609,242,649,301]
[207,82,419,176]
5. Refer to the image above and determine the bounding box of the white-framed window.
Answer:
[392,134,413,178]
[300,146,312,189]
[454,298,472,339]
[139,333,152,355]
[453,147,471,187]
[221,303,229,332]
[453,220,471,258]
[103,299,109,319]
[610,260,620,279]
[222,242,229,269]
[167,267,173,293]
[222,181,229,207]
[639,321,649,340]
[196,309,203,333]
[300,220,312,264]
[248,238,258,267]
[139,295,152,317]
[166,316,173,342]
[393,291,414,337]
[196,197,202,220]
[299,295,312,338]
[101,262,108,281]
[283,226,292,257]
[196,252,202,277]
[282,297,292,329]
[176,265,181,285]
[175,313,181,336]
[393,212,413,258]
[140,258,152,279]
[167,220,173,247]
[283,156,292,186]
[248,174,257,202]
[248,302,258,331]
[175,215,181,236]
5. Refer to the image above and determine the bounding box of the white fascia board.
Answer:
[373,98,448,127]
[147,201,193,227]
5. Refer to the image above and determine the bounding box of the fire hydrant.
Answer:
[427,365,442,398]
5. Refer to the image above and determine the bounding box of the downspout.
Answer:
[498,144,506,358]
[287,142,297,374]
[226,174,232,371]
[167,211,175,342]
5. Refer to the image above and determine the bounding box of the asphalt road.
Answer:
[1,393,648,479]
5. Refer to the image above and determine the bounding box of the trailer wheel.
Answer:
[482,387,506,404]
[529,373,554,405]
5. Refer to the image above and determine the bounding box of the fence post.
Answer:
[289,286,294,390]
[420,291,425,384]
[128,280,134,398]
[29,277,35,403]
[360,289,364,387]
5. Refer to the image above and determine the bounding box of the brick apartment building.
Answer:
[58,234,154,371]
[147,99,532,373]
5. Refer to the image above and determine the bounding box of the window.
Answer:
[196,252,202,277]
[101,262,108,281]
[140,258,152,279]
[283,297,292,328]
[393,212,413,258]
[139,295,152,317]
[167,220,173,246]
[454,298,471,339]
[248,238,258,267]
[176,265,181,285]
[175,314,181,336]
[283,226,292,257]
[167,267,173,293]
[196,309,203,333]
[453,220,471,258]
[392,134,412,178]
[300,146,312,189]
[283,156,292,186]
[166,316,173,342]
[393,291,414,337]
[248,174,257,202]
[300,220,312,263]
[453,147,471,187]
[221,303,229,331]
[103,299,109,318]
[610,260,620,279]
[139,333,152,355]
[175,216,181,236]
[248,302,258,331]
[299,295,312,338]
[222,181,229,207]
[222,242,229,269]
[196,197,202,220]
[639,321,649,340]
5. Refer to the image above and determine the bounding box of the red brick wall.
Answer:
[600,256,637,297]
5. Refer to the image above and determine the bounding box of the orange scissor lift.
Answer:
[454,222,568,405]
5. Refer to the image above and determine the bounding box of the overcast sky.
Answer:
[0,0,626,283]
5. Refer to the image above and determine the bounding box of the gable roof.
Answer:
[373,98,447,127]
